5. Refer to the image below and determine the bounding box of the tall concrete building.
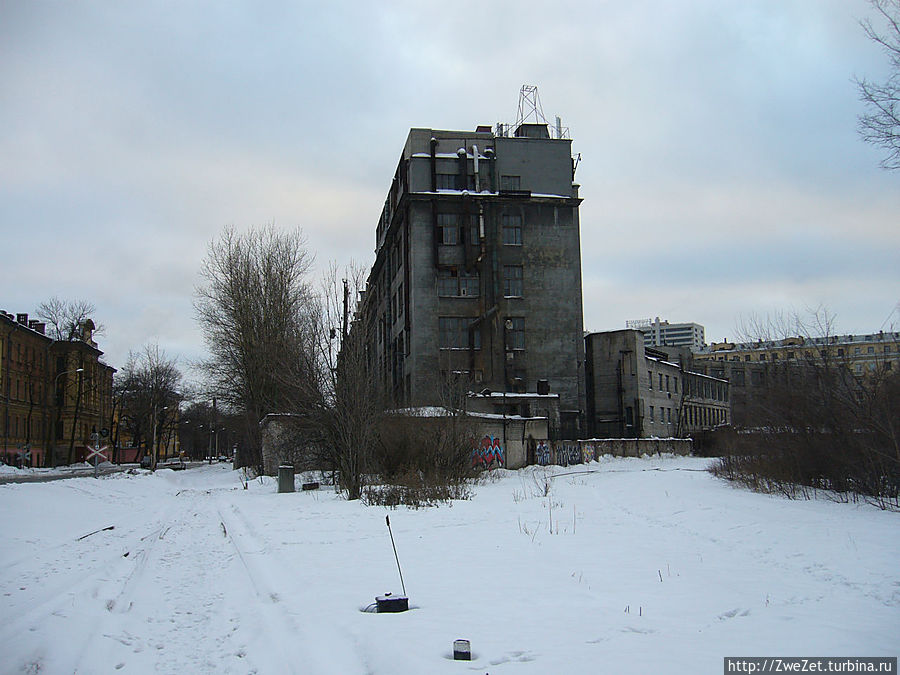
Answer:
[359,123,585,438]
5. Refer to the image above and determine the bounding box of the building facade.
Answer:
[1,311,115,466]
[627,317,706,350]
[359,123,585,438]
[691,331,900,427]
[584,329,729,438]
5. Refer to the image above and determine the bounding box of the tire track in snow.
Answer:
[216,499,371,675]
[1,500,183,673]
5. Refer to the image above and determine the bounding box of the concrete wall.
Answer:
[533,438,693,466]
[470,416,548,470]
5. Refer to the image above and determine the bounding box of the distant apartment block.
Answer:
[358,122,585,438]
[691,331,899,427]
[627,317,705,350]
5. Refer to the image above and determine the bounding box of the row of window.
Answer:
[647,371,678,394]
[684,405,726,428]
[437,266,523,298]
[2,415,43,442]
[712,344,895,363]
[437,214,524,247]
[647,404,726,428]
[3,341,49,367]
[648,406,675,423]
[434,174,521,192]
[439,317,525,350]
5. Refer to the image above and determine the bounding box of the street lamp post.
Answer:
[51,367,83,467]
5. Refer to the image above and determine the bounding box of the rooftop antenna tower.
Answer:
[506,84,569,139]
[515,84,550,128]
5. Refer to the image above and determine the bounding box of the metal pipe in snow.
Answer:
[386,515,406,597]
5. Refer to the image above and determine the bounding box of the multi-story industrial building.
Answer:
[627,317,706,350]
[359,122,585,438]
[1,311,115,466]
[584,329,729,438]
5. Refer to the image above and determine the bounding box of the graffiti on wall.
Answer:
[472,435,504,469]
[559,443,582,467]
[582,443,596,464]
[535,441,551,466]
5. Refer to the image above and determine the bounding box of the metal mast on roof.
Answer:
[515,84,550,128]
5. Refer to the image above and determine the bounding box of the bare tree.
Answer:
[856,0,900,170]
[280,263,382,498]
[714,308,899,508]
[115,343,182,469]
[37,297,104,341]
[194,225,317,472]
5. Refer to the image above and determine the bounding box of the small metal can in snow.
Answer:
[453,639,471,661]
[277,465,294,493]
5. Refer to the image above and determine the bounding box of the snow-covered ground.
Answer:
[1,456,897,674]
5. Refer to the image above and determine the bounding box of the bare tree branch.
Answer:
[856,0,900,170]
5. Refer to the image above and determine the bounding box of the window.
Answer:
[649,406,654,422]
[506,317,525,350]
[674,377,678,393]
[885,345,892,354]
[648,370,653,389]
[837,348,844,357]
[438,268,458,296]
[500,175,521,191]
[854,347,861,355]
[437,214,459,245]
[502,214,522,245]
[503,265,523,297]
[731,370,745,386]
[759,354,767,361]
[439,317,480,349]
[438,268,479,297]
[459,272,479,297]
[658,373,663,390]
[867,346,874,354]
[436,173,457,190]
[665,375,670,392]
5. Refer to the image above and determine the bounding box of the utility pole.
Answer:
[342,278,349,343]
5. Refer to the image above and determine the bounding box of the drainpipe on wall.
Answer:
[430,137,438,192]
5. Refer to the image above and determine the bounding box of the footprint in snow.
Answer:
[717,608,751,620]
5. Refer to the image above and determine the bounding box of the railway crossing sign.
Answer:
[16,445,31,468]
[87,444,109,478]
[86,445,108,462]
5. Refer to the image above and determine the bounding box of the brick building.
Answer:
[1,311,115,466]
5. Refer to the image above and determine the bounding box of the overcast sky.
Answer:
[2,0,898,375]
